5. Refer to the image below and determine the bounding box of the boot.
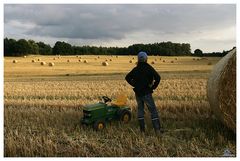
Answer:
[138,119,145,133]
[152,118,164,134]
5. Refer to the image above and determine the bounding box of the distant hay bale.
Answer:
[155,59,157,61]
[32,59,36,63]
[23,56,27,58]
[196,58,200,61]
[207,62,212,65]
[175,58,178,60]
[193,58,196,60]
[129,60,133,63]
[79,59,82,62]
[105,59,108,62]
[38,58,41,61]
[163,60,165,63]
[171,61,174,63]
[40,61,46,66]
[207,48,236,132]
[116,56,118,58]
[132,57,135,60]
[94,58,97,60]
[102,61,109,66]
[84,60,88,63]
[53,58,56,60]
[58,57,60,59]
[13,60,18,63]
[98,56,100,59]
[160,58,162,60]
[67,60,70,62]
[109,59,112,61]
[151,61,155,64]
[49,62,55,66]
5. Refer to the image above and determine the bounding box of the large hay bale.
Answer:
[151,61,155,64]
[67,60,70,62]
[49,62,55,66]
[207,48,236,132]
[78,59,82,62]
[102,61,109,66]
[13,60,18,63]
[32,59,36,63]
[84,60,88,63]
[40,61,46,66]
[129,60,133,63]
[38,58,41,61]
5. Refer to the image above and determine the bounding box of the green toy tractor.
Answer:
[81,95,131,130]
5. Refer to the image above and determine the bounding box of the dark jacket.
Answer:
[125,62,161,96]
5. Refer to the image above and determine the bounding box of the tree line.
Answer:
[4,37,231,57]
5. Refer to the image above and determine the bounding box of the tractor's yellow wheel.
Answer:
[98,123,104,130]
[120,110,131,123]
[123,114,130,123]
[93,120,105,131]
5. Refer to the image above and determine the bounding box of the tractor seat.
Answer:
[111,94,127,107]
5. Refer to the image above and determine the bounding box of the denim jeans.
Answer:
[135,93,161,130]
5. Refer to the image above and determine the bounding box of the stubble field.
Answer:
[4,55,236,157]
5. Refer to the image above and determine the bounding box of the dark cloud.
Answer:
[4,4,236,40]
[4,4,236,52]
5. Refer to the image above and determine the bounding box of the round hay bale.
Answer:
[32,59,36,63]
[67,60,70,62]
[102,61,109,66]
[94,58,97,60]
[78,59,82,62]
[193,58,195,60]
[207,62,212,65]
[163,60,165,63]
[151,61,155,64]
[53,58,56,60]
[175,58,178,60]
[105,59,108,62]
[171,61,174,63]
[98,56,100,59]
[84,60,88,63]
[160,58,162,60]
[38,58,41,61]
[49,62,55,66]
[13,60,18,63]
[207,48,236,132]
[109,59,112,61]
[40,61,46,66]
[23,56,27,58]
[129,60,133,63]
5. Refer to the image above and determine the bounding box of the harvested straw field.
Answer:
[4,55,236,157]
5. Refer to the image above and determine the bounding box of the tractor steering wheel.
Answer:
[102,96,112,103]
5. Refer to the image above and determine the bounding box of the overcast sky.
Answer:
[4,4,236,53]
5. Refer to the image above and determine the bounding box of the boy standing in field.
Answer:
[125,51,163,134]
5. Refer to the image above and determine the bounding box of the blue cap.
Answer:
[138,51,148,62]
